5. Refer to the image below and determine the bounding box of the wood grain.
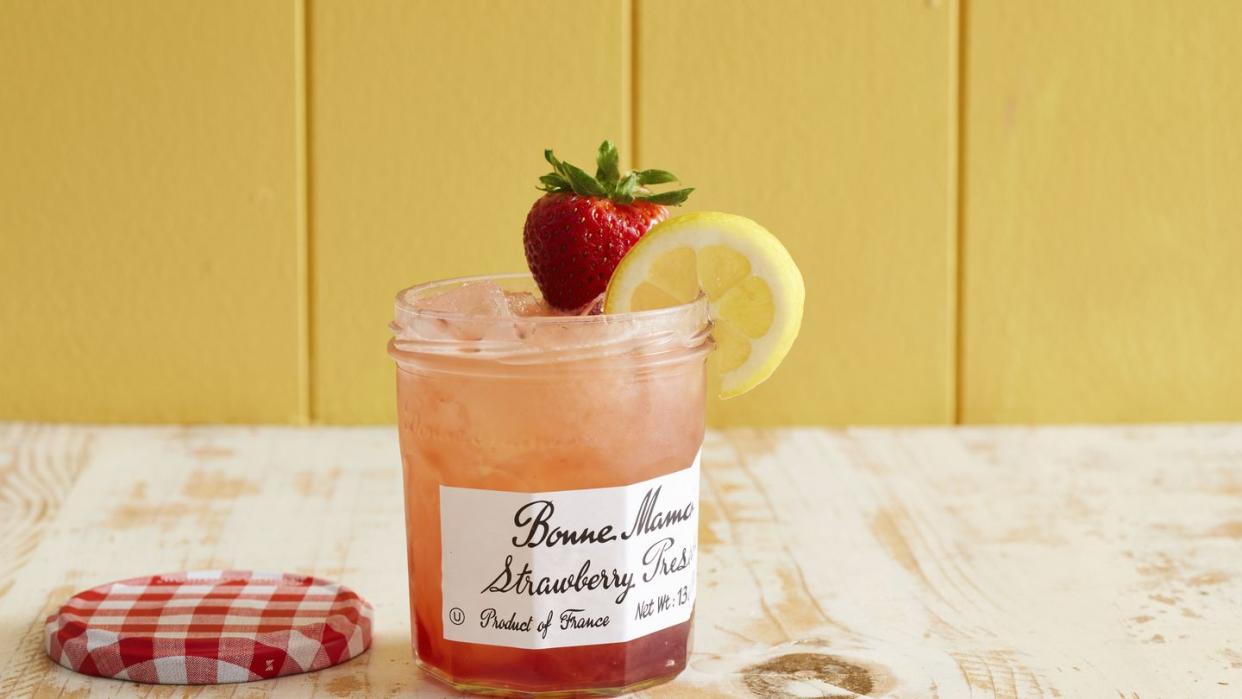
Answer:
[0,425,91,601]
[1,424,1240,697]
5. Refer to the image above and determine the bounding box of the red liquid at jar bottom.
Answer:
[414,616,692,696]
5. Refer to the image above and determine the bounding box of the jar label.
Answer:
[439,452,700,649]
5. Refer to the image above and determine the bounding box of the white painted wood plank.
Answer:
[1,424,1239,697]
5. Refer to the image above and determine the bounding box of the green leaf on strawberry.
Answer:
[636,187,695,205]
[560,160,607,197]
[614,172,639,204]
[537,173,571,193]
[636,169,678,185]
[596,140,621,186]
[536,140,693,207]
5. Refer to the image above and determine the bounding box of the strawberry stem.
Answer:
[536,140,694,206]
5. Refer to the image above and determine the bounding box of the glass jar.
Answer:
[389,274,710,696]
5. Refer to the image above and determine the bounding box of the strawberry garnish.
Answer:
[523,141,693,310]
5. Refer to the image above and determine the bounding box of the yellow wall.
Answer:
[310,1,629,423]
[1,1,1239,426]
[961,0,1242,423]
[0,0,306,423]
[640,1,956,426]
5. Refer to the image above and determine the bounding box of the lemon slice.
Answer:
[604,212,804,398]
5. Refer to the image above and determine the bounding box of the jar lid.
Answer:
[44,570,373,684]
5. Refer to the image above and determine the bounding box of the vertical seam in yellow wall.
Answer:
[299,0,315,424]
[628,0,639,168]
[953,0,969,425]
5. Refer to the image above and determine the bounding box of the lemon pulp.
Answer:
[604,212,804,398]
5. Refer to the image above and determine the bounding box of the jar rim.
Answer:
[389,273,712,367]
[393,272,707,325]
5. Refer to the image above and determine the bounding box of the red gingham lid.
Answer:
[44,570,373,685]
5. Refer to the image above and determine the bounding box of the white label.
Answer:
[439,453,700,649]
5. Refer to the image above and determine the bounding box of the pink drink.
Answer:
[389,274,710,696]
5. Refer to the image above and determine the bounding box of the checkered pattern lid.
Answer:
[44,570,373,685]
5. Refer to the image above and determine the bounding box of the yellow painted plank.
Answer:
[0,1,305,422]
[962,1,1242,423]
[310,1,629,422]
[638,0,957,426]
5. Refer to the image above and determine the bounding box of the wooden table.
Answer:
[1,424,1238,698]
